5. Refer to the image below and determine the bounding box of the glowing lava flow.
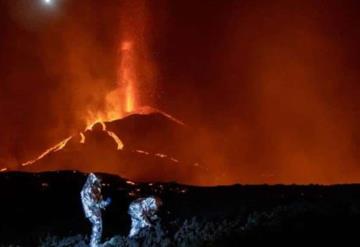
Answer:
[21,136,72,167]
[106,130,124,150]
[19,120,124,169]
[134,106,186,126]
[80,132,86,144]
[86,121,106,131]
[135,149,179,164]
[85,120,124,150]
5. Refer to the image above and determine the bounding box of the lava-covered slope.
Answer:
[18,113,207,184]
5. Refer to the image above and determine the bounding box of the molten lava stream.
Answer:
[21,137,73,167]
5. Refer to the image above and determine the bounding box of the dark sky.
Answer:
[1,0,360,184]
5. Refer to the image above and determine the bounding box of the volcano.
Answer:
[16,111,208,184]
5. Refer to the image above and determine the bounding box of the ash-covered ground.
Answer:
[0,171,360,246]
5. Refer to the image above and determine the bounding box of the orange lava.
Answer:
[106,130,124,150]
[79,133,86,144]
[84,40,141,128]
[120,41,137,113]
[21,137,72,167]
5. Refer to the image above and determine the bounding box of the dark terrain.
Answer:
[2,113,360,246]
[0,171,360,246]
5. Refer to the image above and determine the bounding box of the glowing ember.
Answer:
[41,182,49,187]
[0,168,7,172]
[138,152,181,164]
[136,150,150,155]
[155,153,167,158]
[126,180,136,185]
[170,158,179,163]
[21,137,72,167]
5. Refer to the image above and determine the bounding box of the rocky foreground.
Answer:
[1,171,360,246]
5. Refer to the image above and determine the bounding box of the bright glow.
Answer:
[21,137,72,167]
[0,168,7,172]
[106,130,124,150]
[80,132,86,144]
[85,121,124,150]
[84,40,137,127]
[44,0,52,4]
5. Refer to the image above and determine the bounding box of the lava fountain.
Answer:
[85,40,138,127]
[85,0,154,127]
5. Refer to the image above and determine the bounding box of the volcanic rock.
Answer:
[1,171,360,246]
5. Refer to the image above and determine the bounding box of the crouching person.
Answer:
[128,196,162,238]
[81,173,111,247]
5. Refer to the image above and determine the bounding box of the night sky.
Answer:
[1,0,360,184]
